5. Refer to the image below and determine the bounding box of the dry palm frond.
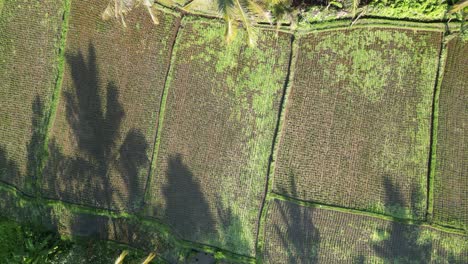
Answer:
[142,0,159,24]
[141,252,157,264]
[218,0,270,46]
[448,0,468,14]
[350,7,366,26]
[115,250,129,264]
[225,17,239,43]
[102,0,158,27]
[352,0,360,17]
[247,0,272,24]
[268,0,295,36]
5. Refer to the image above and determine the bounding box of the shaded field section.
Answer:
[41,0,180,211]
[0,190,181,263]
[433,36,467,230]
[0,0,65,194]
[54,214,182,263]
[145,18,291,256]
[263,199,468,263]
[273,27,442,220]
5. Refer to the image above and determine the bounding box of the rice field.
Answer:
[273,27,442,220]
[433,35,468,230]
[0,0,65,194]
[0,1,466,262]
[262,199,468,263]
[40,0,180,211]
[144,18,291,256]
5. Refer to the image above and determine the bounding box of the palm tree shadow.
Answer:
[43,43,150,212]
[214,195,253,254]
[372,176,432,262]
[270,175,320,263]
[0,147,20,188]
[0,96,45,193]
[161,154,216,241]
[0,96,61,228]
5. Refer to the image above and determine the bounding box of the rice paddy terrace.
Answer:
[0,0,467,263]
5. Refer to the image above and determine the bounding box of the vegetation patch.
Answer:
[144,18,291,256]
[298,0,453,26]
[433,35,467,230]
[365,0,448,20]
[0,0,65,194]
[40,0,180,211]
[0,187,184,263]
[262,199,468,263]
[0,217,166,263]
[273,27,441,220]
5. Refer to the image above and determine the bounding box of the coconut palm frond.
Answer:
[115,250,129,264]
[353,0,360,17]
[142,252,157,264]
[225,17,239,43]
[218,0,235,16]
[102,0,158,26]
[137,0,158,24]
[102,4,115,20]
[269,2,295,36]
[117,0,133,15]
[266,0,287,5]
[247,0,272,24]
[233,0,258,46]
[275,18,281,36]
[101,0,131,27]
[288,10,297,30]
[448,0,468,14]
[146,5,159,24]
[218,0,239,43]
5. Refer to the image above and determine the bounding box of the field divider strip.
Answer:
[35,0,72,197]
[0,181,256,263]
[296,18,448,35]
[426,29,450,222]
[270,192,467,236]
[158,3,464,34]
[255,34,299,263]
[142,15,183,205]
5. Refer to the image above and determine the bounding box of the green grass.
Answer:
[0,183,256,263]
[38,0,71,197]
[426,35,448,220]
[269,192,466,236]
[366,0,449,20]
[256,33,297,264]
[298,0,451,27]
[143,16,182,204]
[0,218,158,263]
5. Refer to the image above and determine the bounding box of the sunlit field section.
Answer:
[273,27,442,220]
[262,199,468,263]
[145,18,291,256]
[0,0,65,194]
[433,35,467,230]
[41,0,179,211]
